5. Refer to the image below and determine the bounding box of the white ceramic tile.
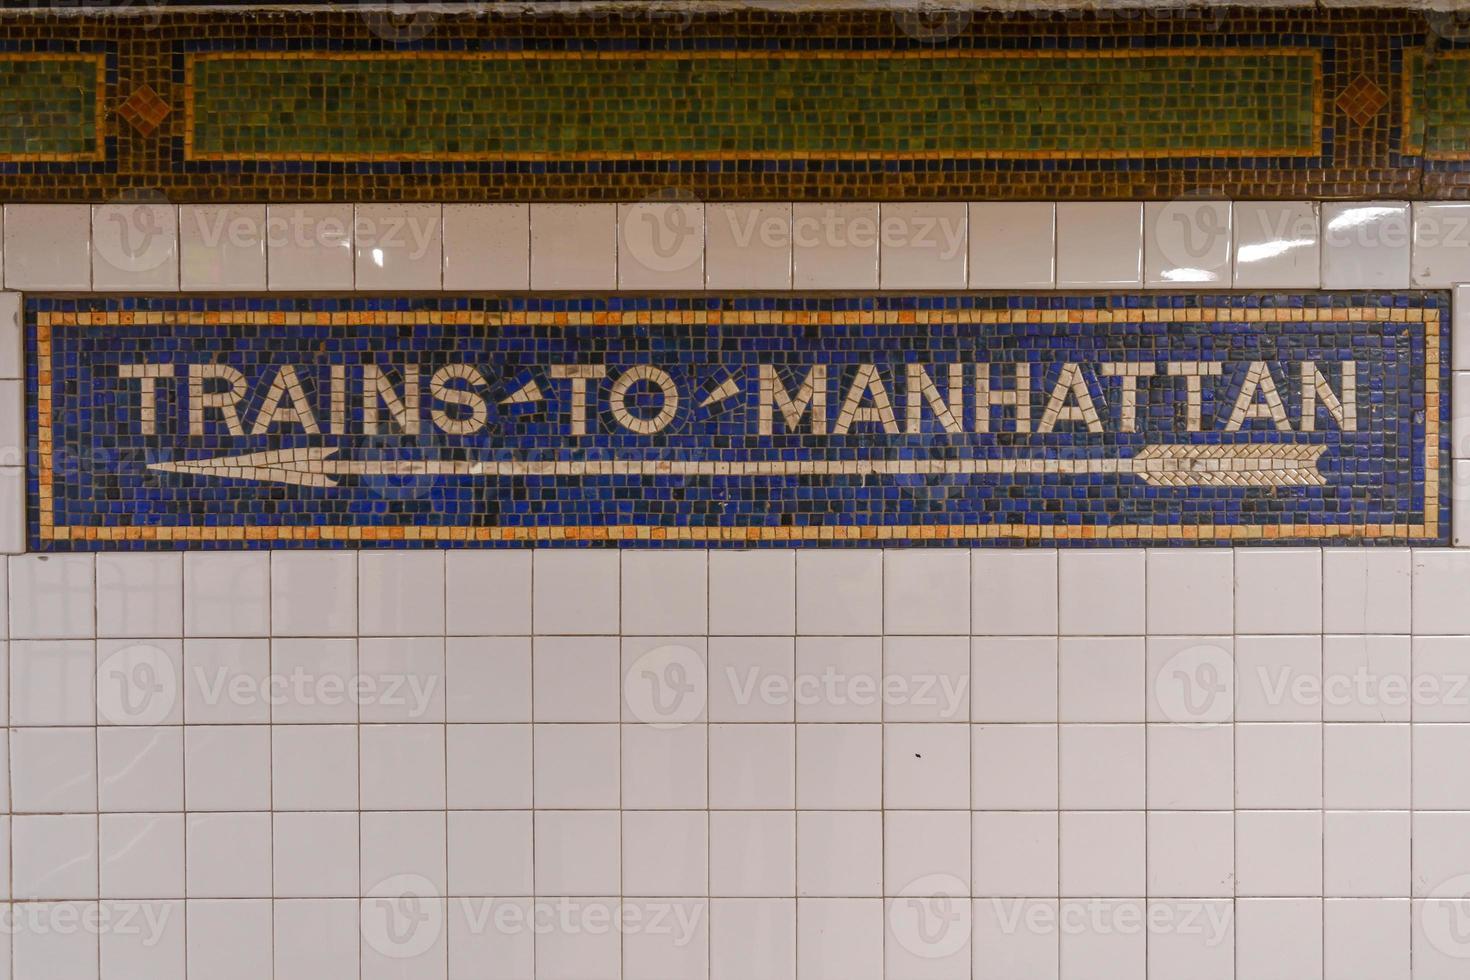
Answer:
[796,723,881,810]
[183,638,269,724]
[709,723,794,809]
[97,726,183,811]
[1458,462,1470,546]
[186,900,273,980]
[446,723,532,809]
[709,637,792,724]
[1235,634,1321,722]
[441,203,529,290]
[622,550,707,634]
[617,200,705,289]
[878,202,967,289]
[183,552,269,637]
[710,811,795,897]
[972,897,1059,978]
[266,204,354,290]
[11,727,96,812]
[10,553,94,638]
[1233,200,1321,288]
[796,898,883,980]
[358,636,445,723]
[184,725,269,811]
[622,722,707,808]
[447,810,533,895]
[354,203,442,290]
[444,636,531,723]
[625,899,709,980]
[1059,810,1145,897]
[357,551,444,636]
[1414,811,1470,897]
[1058,549,1144,635]
[530,203,617,289]
[533,549,619,634]
[1323,634,1411,722]
[99,813,184,898]
[179,204,266,290]
[13,901,98,980]
[185,812,272,897]
[1412,201,1470,286]
[1148,810,1234,896]
[1060,899,1146,980]
[1325,899,1409,980]
[534,899,620,980]
[1321,201,1411,289]
[886,893,973,978]
[1457,371,1470,458]
[1059,637,1145,722]
[1414,549,1470,633]
[1147,899,1234,980]
[882,550,969,635]
[709,551,795,635]
[359,723,446,809]
[10,640,95,726]
[273,811,358,898]
[1236,722,1323,809]
[705,202,793,289]
[1140,725,1234,811]
[883,723,969,809]
[360,809,446,892]
[883,808,970,895]
[1235,548,1323,633]
[1457,284,1470,372]
[92,203,178,290]
[1325,810,1410,897]
[1055,202,1143,287]
[444,551,530,635]
[1145,199,1232,286]
[1059,724,1145,809]
[269,637,357,723]
[972,724,1057,810]
[796,550,883,634]
[792,203,879,289]
[1414,725,1470,809]
[971,636,1057,723]
[1145,548,1233,634]
[0,378,21,465]
[794,636,882,722]
[534,635,619,721]
[0,464,21,553]
[91,635,181,727]
[883,635,969,722]
[711,899,795,980]
[1412,635,1470,722]
[1322,548,1411,633]
[3,204,91,289]
[0,291,19,380]
[1324,723,1410,809]
[271,724,358,810]
[534,810,620,895]
[275,899,359,980]
[797,810,881,897]
[532,723,619,808]
[623,810,708,895]
[270,551,356,636]
[967,201,1055,289]
[973,550,1057,635]
[96,553,183,638]
[1416,897,1470,979]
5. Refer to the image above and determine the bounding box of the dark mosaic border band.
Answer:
[0,8,1463,199]
[25,293,1449,550]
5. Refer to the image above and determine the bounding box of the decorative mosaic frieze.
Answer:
[0,9,1465,200]
[26,294,1448,549]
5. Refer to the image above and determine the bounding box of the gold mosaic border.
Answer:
[34,306,1440,544]
[0,52,107,163]
[181,47,1324,163]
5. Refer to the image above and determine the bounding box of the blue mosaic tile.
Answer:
[25,293,1449,548]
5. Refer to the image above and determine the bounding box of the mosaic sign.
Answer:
[27,294,1447,548]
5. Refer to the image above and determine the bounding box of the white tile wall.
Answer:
[0,199,1452,292]
[0,547,1464,978]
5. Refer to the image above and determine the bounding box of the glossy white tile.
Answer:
[1145,198,1232,286]
[618,200,705,289]
[265,203,354,291]
[792,203,879,289]
[1412,201,1470,286]
[353,203,442,290]
[878,201,967,289]
[179,204,266,291]
[3,204,91,290]
[92,203,178,290]
[1232,200,1321,288]
[968,201,1055,289]
[1055,201,1143,287]
[705,202,793,289]
[530,203,616,289]
[1321,200,1411,289]
[441,202,530,290]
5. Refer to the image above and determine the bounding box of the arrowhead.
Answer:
[150,447,341,488]
[699,376,741,409]
[500,378,546,405]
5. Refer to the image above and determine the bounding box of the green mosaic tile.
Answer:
[186,50,1320,160]
[1405,50,1470,159]
[0,54,101,159]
